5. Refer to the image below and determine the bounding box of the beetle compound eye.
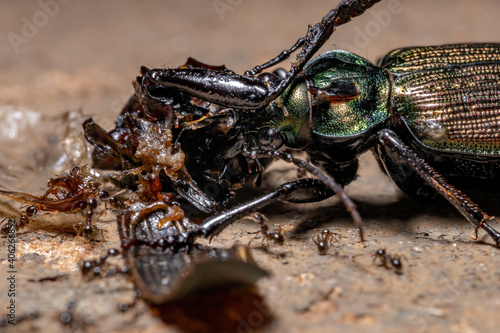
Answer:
[258,127,284,150]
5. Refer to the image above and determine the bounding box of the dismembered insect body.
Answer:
[2,0,500,311]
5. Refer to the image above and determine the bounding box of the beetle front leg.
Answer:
[198,178,336,239]
[376,129,500,247]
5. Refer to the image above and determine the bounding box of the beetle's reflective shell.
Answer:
[382,44,500,156]
[305,50,392,139]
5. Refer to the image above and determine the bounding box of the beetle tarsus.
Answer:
[480,221,500,247]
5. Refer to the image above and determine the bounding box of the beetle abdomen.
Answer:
[383,44,500,155]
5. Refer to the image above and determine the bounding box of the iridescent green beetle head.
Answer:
[253,74,312,149]
[250,50,392,155]
[304,50,392,140]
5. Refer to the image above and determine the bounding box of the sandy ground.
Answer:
[1,0,500,332]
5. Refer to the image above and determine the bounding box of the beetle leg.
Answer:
[376,129,500,247]
[198,178,335,238]
[248,150,364,241]
[198,147,366,244]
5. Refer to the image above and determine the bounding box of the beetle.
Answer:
[84,0,500,248]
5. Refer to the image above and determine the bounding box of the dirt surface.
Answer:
[1,1,500,332]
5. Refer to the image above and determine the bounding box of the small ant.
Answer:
[245,212,285,247]
[312,229,336,255]
[372,249,403,274]
[81,248,127,278]
[1,206,37,235]
[0,166,107,237]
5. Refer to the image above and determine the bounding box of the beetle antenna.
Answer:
[246,0,382,107]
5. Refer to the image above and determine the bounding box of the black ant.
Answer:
[372,249,403,274]
[81,248,127,278]
[0,166,107,237]
[312,229,337,255]
[1,206,37,235]
[245,212,285,247]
